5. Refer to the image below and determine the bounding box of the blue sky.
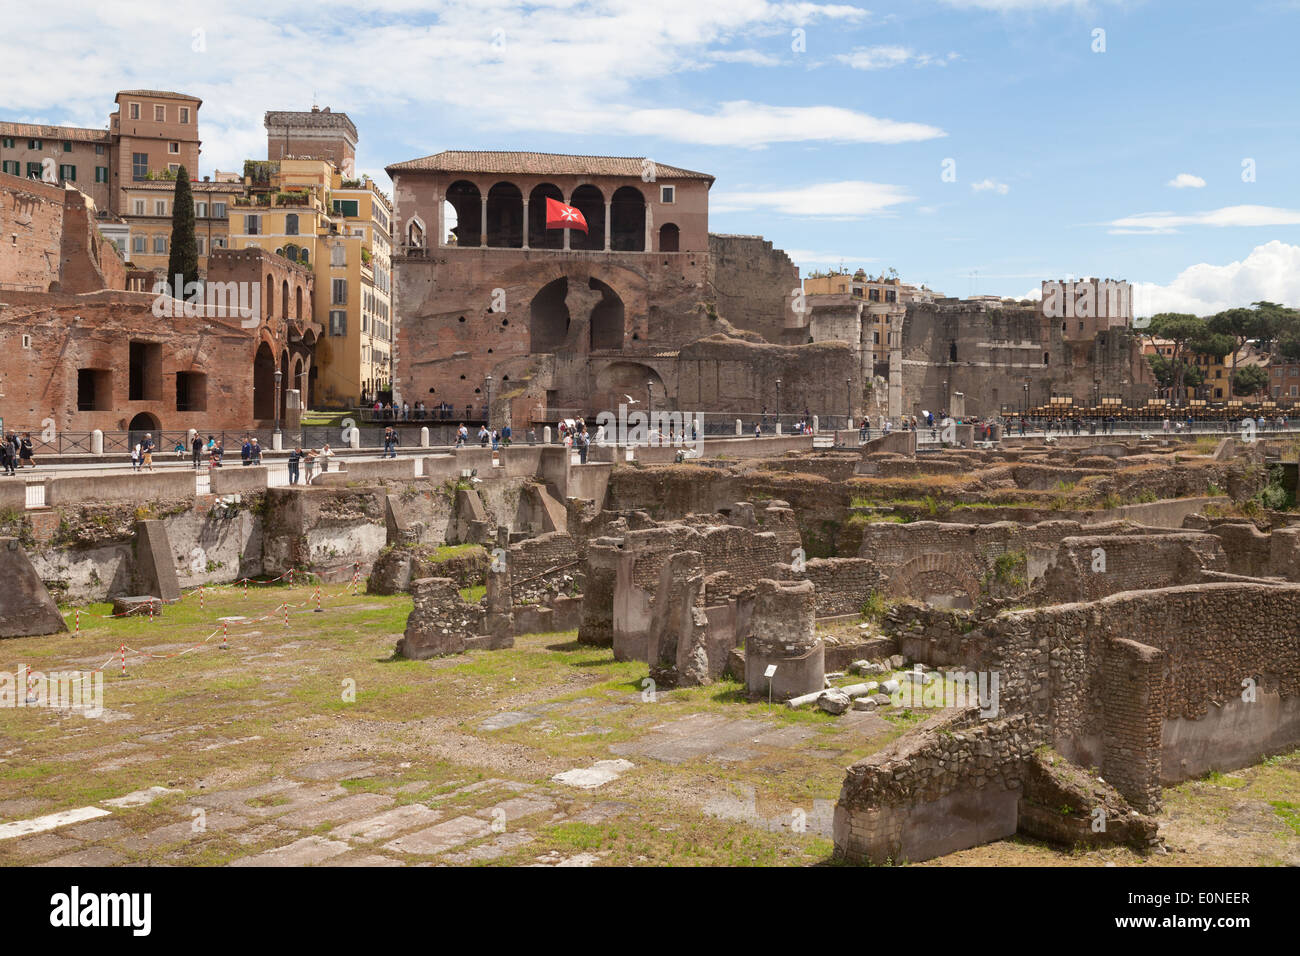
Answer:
[5,0,1300,313]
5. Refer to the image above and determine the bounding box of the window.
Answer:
[95,144,104,155]
[0,137,11,148]
[180,107,190,124]
[168,163,179,175]
[333,199,359,217]
[22,334,31,349]
[195,201,207,218]
[133,199,145,215]
[196,236,205,255]
[168,142,179,154]
[285,213,298,236]
[153,236,167,254]
[329,311,347,335]
[154,105,165,122]
[132,235,146,254]
[26,162,41,178]
[132,153,148,180]
[155,200,167,216]
[129,102,140,120]
[58,164,75,182]
[95,166,108,183]
[331,279,347,304]
[212,202,227,219]
[660,185,675,203]
[212,236,227,249]
[62,141,73,153]
[28,139,41,150]
[1,161,17,176]
[330,243,346,267]
[245,214,261,235]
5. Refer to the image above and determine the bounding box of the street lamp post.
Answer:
[484,374,493,428]
[846,377,852,430]
[273,368,282,448]
[775,378,782,433]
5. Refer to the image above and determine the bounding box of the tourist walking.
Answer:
[141,433,155,472]
[288,446,302,485]
[191,433,203,469]
[18,433,35,469]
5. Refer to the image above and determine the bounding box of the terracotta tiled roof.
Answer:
[386,150,713,182]
[0,122,111,143]
[116,90,202,105]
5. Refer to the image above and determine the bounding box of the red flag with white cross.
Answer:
[545,196,588,233]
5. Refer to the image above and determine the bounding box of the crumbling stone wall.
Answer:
[1038,532,1226,603]
[834,708,1038,864]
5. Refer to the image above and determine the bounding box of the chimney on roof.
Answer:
[311,105,320,113]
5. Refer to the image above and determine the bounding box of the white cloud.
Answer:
[971,178,1010,194]
[709,49,783,67]
[1167,173,1206,189]
[711,180,913,217]
[1108,205,1300,235]
[835,46,959,69]
[939,0,1107,9]
[0,0,908,175]
[1021,242,1300,315]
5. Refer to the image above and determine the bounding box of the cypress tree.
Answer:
[166,165,200,300]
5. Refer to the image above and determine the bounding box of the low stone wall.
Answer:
[338,457,417,481]
[45,470,195,505]
[1038,532,1226,603]
[211,465,268,495]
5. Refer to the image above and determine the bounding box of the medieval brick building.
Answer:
[386,150,849,427]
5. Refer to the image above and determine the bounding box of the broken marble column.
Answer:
[744,578,823,701]
[483,527,515,650]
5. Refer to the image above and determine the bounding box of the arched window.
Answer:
[528,184,563,249]
[658,222,679,252]
[486,182,524,248]
[295,285,303,319]
[568,185,604,251]
[610,186,645,251]
[445,180,481,246]
[282,279,289,321]
[265,274,274,319]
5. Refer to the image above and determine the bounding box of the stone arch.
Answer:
[658,222,679,252]
[280,347,291,422]
[445,180,481,246]
[593,362,667,416]
[253,342,276,419]
[528,183,563,249]
[127,412,160,450]
[589,277,624,350]
[486,181,524,248]
[568,184,604,251]
[887,552,982,609]
[610,185,645,252]
[530,277,570,353]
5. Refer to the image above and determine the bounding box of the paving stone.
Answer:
[478,796,556,822]
[478,711,543,731]
[191,780,298,810]
[63,819,131,841]
[10,832,81,859]
[36,847,126,867]
[0,806,110,840]
[318,852,404,867]
[334,804,443,843]
[119,811,249,853]
[229,835,352,867]
[278,793,395,829]
[382,815,493,855]
[103,786,181,808]
[443,830,534,863]
[292,759,376,781]
[231,822,287,847]
[567,801,631,824]
[553,759,634,789]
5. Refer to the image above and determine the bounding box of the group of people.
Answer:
[130,433,157,472]
[454,423,515,450]
[1,432,35,475]
[362,399,461,422]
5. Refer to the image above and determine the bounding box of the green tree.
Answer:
[1143,313,1209,403]
[1232,365,1269,398]
[166,165,199,301]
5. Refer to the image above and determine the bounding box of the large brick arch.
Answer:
[887,552,982,606]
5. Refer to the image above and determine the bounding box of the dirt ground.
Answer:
[1,580,1296,866]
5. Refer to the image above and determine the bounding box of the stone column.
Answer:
[91,429,103,455]
[479,194,487,248]
[603,201,611,251]
[521,199,529,250]
[435,189,443,248]
[420,426,429,448]
[745,578,822,701]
